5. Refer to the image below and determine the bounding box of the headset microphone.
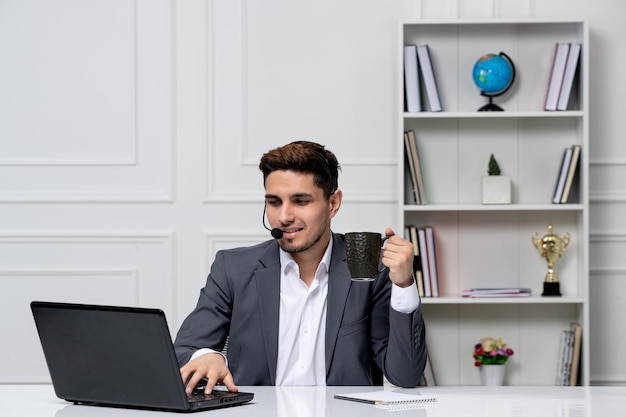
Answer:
[262,205,284,239]
[269,227,284,239]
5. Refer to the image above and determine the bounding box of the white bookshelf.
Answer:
[398,19,589,386]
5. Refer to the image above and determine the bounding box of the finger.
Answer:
[221,372,239,393]
[185,372,206,394]
[204,372,230,394]
[203,374,219,394]
[383,239,411,258]
[180,368,191,385]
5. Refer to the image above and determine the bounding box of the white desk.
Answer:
[1,384,625,417]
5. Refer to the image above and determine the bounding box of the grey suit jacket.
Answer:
[174,233,426,387]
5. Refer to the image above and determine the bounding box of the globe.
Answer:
[472,52,516,111]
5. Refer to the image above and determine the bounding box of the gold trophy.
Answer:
[532,224,570,296]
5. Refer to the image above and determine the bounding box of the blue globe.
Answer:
[472,53,514,95]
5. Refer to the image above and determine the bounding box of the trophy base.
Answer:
[542,282,562,297]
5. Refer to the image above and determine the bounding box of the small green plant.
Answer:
[487,154,501,176]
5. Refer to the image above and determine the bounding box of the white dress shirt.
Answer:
[274,239,331,385]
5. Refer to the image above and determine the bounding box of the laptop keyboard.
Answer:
[187,390,233,402]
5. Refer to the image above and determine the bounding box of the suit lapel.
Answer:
[254,242,281,385]
[325,233,352,374]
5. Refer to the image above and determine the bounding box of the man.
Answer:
[174,141,426,394]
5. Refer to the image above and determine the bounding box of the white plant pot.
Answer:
[479,364,506,386]
[481,176,511,204]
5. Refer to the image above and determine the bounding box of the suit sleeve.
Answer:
[371,275,427,388]
[173,251,232,366]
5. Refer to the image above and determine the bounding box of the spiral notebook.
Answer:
[334,390,436,411]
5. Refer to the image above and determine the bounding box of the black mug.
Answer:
[344,232,389,282]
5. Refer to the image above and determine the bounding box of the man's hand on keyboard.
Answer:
[180,352,238,394]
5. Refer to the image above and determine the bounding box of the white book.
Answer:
[569,323,582,386]
[416,44,442,112]
[403,132,421,204]
[417,228,431,297]
[561,145,581,203]
[403,45,421,112]
[425,226,439,297]
[552,147,573,204]
[545,43,570,111]
[407,130,427,204]
[557,43,582,110]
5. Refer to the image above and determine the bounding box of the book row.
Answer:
[552,145,581,204]
[403,44,442,113]
[556,322,582,386]
[405,225,440,297]
[403,42,582,112]
[403,130,427,205]
[544,43,582,111]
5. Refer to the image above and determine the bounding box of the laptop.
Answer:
[30,301,254,412]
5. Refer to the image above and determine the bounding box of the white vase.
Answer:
[481,175,511,204]
[479,364,506,386]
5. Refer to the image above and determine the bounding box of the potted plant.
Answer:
[481,154,511,204]
[473,336,514,386]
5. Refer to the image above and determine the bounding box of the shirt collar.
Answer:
[279,234,334,276]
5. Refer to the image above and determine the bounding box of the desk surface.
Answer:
[1,384,625,417]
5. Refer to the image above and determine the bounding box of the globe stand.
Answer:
[478,95,504,112]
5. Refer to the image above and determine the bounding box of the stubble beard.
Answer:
[280,219,330,255]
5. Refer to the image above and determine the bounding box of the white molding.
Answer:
[0,268,137,277]
[590,267,626,276]
[0,268,140,306]
[0,230,175,242]
[0,157,137,166]
[0,0,174,204]
[589,159,626,201]
[589,375,626,385]
[589,232,626,242]
[590,191,626,203]
[590,159,626,165]
[0,230,177,314]
[202,230,265,271]
[0,190,173,203]
[0,0,139,168]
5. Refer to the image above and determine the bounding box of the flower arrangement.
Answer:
[473,336,514,367]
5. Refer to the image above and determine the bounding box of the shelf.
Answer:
[404,204,584,212]
[421,294,585,305]
[404,111,584,119]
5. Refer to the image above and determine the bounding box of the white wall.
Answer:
[1,0,624,385]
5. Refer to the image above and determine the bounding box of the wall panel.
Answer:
[0,231,174,382]
[0,0,173,202]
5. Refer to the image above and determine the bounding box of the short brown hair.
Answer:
[259,141,340,199]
